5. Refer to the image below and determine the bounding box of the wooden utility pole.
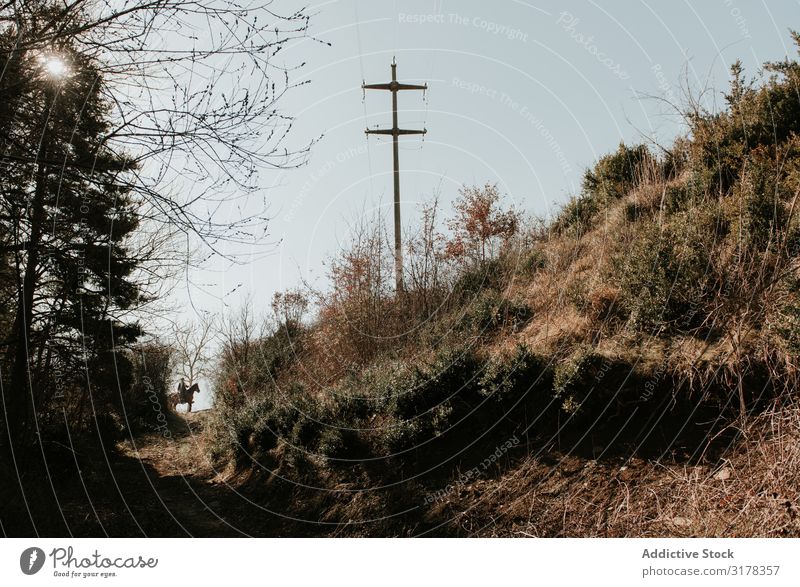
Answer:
[363,58,427,292]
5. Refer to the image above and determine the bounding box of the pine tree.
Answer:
[1,10,142,445]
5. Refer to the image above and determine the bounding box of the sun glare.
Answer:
[41,55,69,78]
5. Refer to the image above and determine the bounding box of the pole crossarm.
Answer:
[362,59,427,293]
[362,82,428,91]
[365,128,427,136]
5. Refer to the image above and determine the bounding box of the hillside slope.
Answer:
[202,36,800,537]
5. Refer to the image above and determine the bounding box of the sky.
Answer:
[174,0,799,408]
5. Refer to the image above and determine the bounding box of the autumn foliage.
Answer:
[445,183,520,265]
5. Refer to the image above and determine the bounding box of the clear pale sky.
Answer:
[172,0,798,407]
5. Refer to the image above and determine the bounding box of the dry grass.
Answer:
[428,399,800,537]
[206,91,800,536]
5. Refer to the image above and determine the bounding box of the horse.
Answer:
[168,380,201,412]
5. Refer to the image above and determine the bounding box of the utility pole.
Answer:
[363,58,427,292]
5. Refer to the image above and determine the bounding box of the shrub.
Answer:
[124,343,175,434]
[256,324,303,381]
[375,345,483,452]
[460,290,533,335]
[732,147,793,253]
[392,347,479,421]
[251,410,285,452]
[624,200,644,223]
[613,213,713,332]
[552,346,632,420]
[317,427,345,459]
[451,256,505,299]
[218,394,276,461]
[290,413,323,450]
[582,143,652,204]
[214,381,329,462]
[380,418,422,454]
[553,192,600,235]
[320,215,397,366]
[526,248,547,272]
[444,183,520,267]
[660,172,708,215]
[330,388,373,422]
[518,247,547,276]
[556,143,652,235]
[478,344,551,406]
[565,278,591,313]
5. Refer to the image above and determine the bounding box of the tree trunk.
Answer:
[5,147,49,449]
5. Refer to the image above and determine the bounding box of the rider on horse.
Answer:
[168,377,200,412]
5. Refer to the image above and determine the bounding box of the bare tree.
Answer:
[2,0,321,256]
[171,314,216,387]
[215,298,267,401]
[271,288,309,329]
[406,193,448,319]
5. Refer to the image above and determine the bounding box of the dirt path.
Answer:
[107,411,290,537]
[61,407,796,538]
[10,400,797,537]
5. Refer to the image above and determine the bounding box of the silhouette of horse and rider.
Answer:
[168,377,201,412]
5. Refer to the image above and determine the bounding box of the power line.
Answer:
[353,0,375,198]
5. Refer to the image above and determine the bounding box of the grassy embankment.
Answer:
[206,39,800,536]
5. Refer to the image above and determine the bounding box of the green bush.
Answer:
[583,143,652,204]
[691,53,800,193]
[777,277,800,355]
[556,143,652,235]
[451,256,506,299]
[290,412,322,449]
[375,346,479,451]
[478,344,551,405]
[330,389,373,422]
[380,418,422,454]
[255,321,303,380]
[661,171,710,214]
[518,248,547,276]
[217,382,327,460]
[124,343,174,434]
[552,346,632,420]
[217,394,275,461]
[564,278,592,313]
[317,427,345,458]
[252,412,284,452]
[613,210,714,332]
[624,201,644,223]
[613,224,668,331]
[734,150,792,253]
[393,347,479,420]
[553,192,600,235]
[460,290,532,335]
